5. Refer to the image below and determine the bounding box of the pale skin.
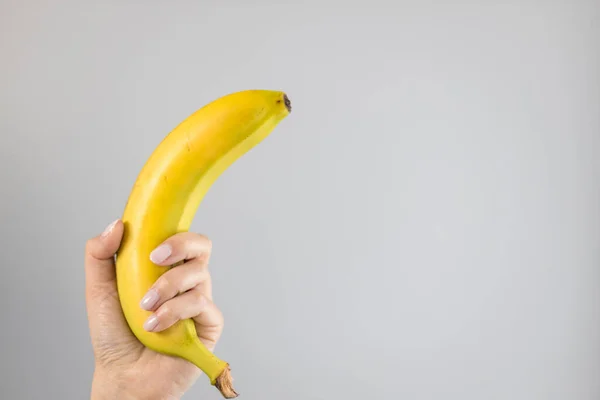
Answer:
[85,219,225,400]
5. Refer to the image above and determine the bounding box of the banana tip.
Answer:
[215,365,238,399]
[283,93,292,113]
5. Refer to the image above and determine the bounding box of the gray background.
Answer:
[1,0,599,399]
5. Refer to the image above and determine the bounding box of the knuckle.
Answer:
[204,236,213,252]
[194,290,207,305]
[157,275,172,292]
[195,268,210,284]
[156,274,181,298]
[85,239,95,255]
[159,304,173,319]
[195,233,212,251]
[213,307,225,327]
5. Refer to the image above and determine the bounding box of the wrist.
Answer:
[91,366,182,400]
[91,367,142,400]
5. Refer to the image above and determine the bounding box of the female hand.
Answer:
[85,219,224,400]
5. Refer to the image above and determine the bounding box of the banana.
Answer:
[115,89,291,398]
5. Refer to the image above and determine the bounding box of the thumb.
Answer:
[85,219,138,358]
[85,219,124,290]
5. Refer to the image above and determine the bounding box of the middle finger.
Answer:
[140,260,209,311]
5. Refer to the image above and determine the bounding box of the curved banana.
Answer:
[115,90,291,398]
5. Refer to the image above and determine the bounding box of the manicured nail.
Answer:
[140,289,159,311]
[150,244,172,264]
[101,219,119,238]
[143,314,159,332]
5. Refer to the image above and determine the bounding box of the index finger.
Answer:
[149,232,213,267]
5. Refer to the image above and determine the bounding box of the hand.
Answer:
[85,219,224,400]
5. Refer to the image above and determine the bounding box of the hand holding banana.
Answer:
[85,225,225,400]
[85,90,291,398]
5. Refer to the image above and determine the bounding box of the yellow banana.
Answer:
[115,89,291,398]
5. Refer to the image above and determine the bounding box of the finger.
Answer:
[84,219,123,288]
[149,232,212,266]
[191,293,222,329]
[195,272,213,302]
[139,260,210,311]
[143,288,223,333]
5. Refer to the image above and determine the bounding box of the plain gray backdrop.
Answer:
[1,0,599,399]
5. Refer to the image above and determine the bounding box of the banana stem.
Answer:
[215,365,238,398]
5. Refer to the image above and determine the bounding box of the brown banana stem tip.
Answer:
[215,365,238,399]
[283,93,292,113]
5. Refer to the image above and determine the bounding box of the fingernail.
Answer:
[140,289,159,311]
[101,219,119,238]
[143,314,159,332]
[150,244,172,264]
